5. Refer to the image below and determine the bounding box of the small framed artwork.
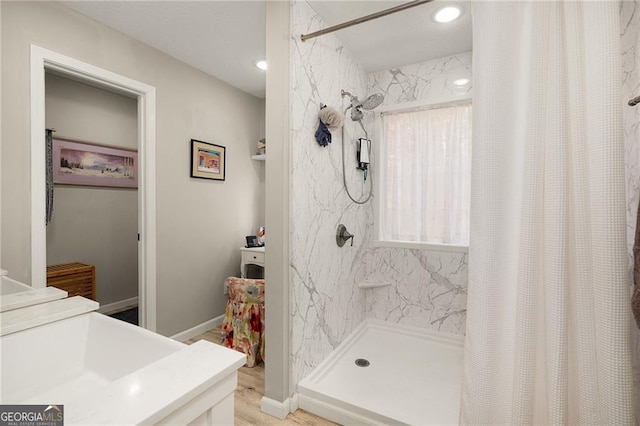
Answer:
[52,138,138,188]
[190,139,226,181]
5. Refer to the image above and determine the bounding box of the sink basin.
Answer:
[1,312,185,404]
[1,311,245,424]
[0,276,33,295]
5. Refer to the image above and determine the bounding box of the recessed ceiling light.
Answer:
[453,78,470,86]
[433,6,462,23]
[255,60,267,71]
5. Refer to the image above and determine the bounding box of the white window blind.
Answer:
[378,101,472,246]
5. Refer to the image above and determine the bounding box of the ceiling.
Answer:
[306,1,472,72]
[63,1,472,99]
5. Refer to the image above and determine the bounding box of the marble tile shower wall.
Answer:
[289,0,640,403]
[289,0,372,386]
[357,53,472,334]
[368,53,473,106]
[289,0,475,386]
[620,1,640,423]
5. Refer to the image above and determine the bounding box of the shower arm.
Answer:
[630,95,640,107]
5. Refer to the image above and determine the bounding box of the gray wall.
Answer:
[45,73,138,307]
[264,0,290,403]
[1,1,265,336]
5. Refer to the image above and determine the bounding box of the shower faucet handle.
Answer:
[337,224,354,247]
[346,232,354,246]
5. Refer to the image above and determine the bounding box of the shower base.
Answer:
[298,319,464,425]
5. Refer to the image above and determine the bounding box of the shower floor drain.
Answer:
[355,358,370,367]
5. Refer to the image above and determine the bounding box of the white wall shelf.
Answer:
[251,154,266,161]
[357,281,391,289]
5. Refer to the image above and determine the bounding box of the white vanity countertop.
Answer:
[0,286,68,313]
[2,301,246,424]
[66,340,246,425]
[0,296,98,336]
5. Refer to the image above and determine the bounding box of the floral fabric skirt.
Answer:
[221,277,265,367]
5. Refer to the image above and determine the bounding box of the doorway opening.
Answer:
[45,73,139,323]
[30,45,158,330]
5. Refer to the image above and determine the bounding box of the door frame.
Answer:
[29,45,157,331]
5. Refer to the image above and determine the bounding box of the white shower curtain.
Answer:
[461,2,634,425]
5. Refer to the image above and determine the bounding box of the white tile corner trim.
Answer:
[170,314,224,342]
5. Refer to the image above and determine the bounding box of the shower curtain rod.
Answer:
[300,0,434,42]
[630,95,640,106]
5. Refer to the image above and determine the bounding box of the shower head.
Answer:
[341,89,385,121]
[361,93,384,110]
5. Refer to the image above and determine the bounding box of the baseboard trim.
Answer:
[97,297,138,315]
[290,393,299,412]
[261,395,296,419]
[170,314,224,342]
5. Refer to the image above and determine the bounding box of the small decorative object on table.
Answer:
[245,235,261,248]
[256,138,266,155]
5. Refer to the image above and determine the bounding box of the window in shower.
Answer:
[376,99,472,250]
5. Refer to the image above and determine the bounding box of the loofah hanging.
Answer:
[318,105,344,130]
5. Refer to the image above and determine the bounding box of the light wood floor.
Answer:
[184,327,337,426]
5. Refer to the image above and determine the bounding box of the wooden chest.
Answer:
[46,262,95,300]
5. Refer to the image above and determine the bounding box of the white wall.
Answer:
[1,1,265,336]
[45,73,138,306]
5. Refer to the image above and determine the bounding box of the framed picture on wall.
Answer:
[190,139,226,181]
[52,138,138,188]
